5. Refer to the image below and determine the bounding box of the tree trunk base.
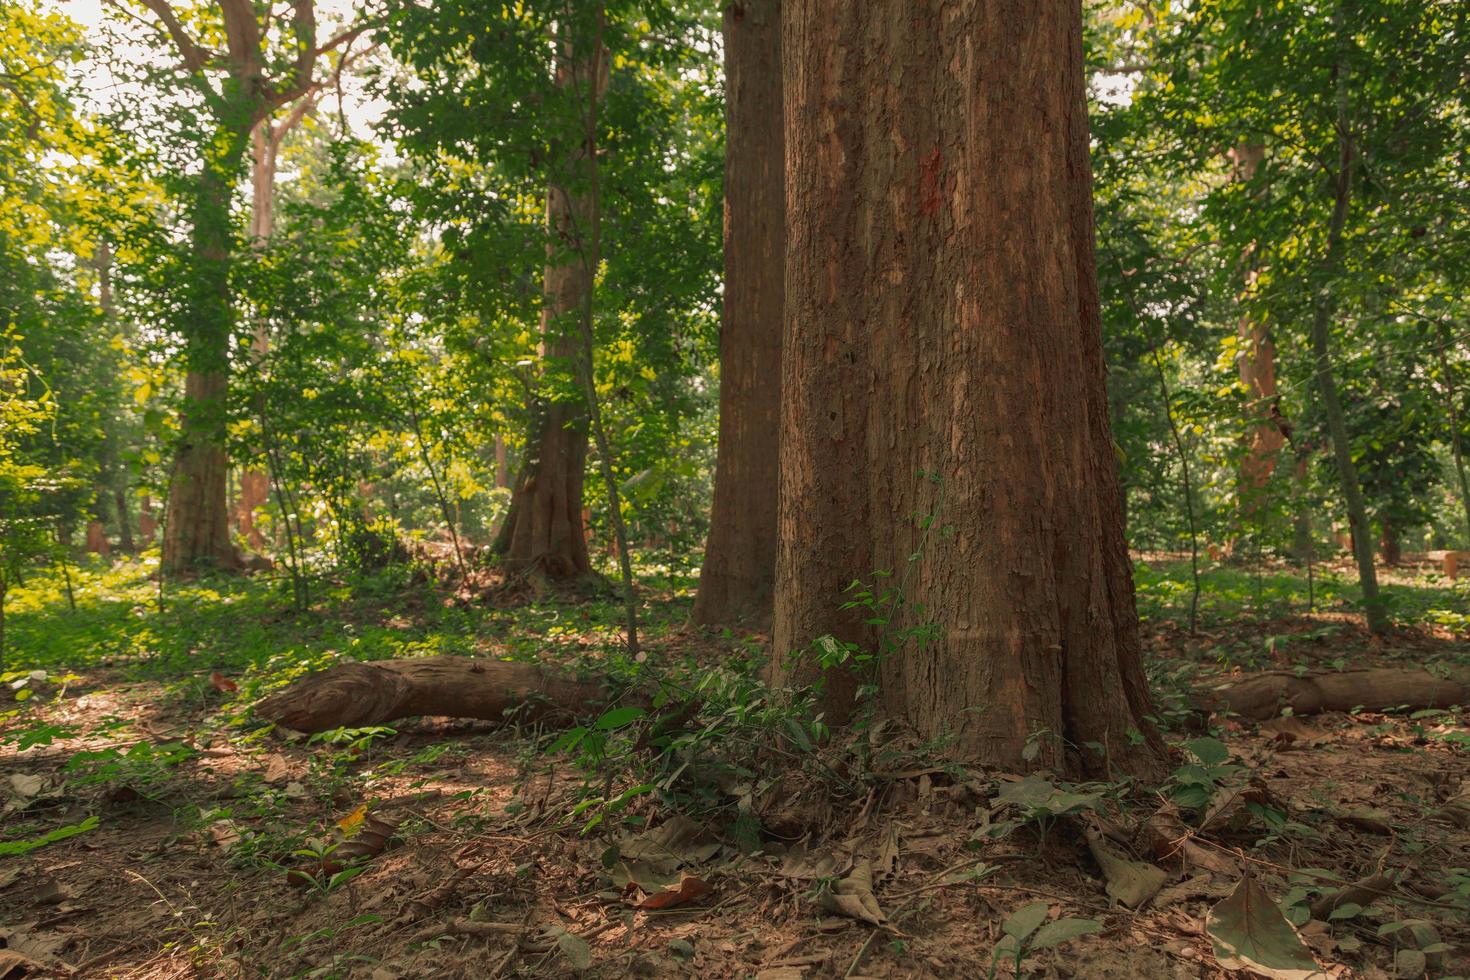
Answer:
[254,656,637,733]
[1202,667,1470,722]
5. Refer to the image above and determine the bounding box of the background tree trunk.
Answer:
[163,153,245,574]
[113,485,134,553]
[1312,33,1386,633]
[1379,516,1400,565]
[236,122,277,553]
[694,0,784,628]
[773,0,1161,775]
[238,98,319,553]
[1230,143,1286,516]
[494,34,605,582]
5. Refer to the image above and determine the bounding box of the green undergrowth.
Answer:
[2,550,700,682]
[1135,556,1470,637]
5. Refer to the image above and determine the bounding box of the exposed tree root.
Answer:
[1201,666,1470,722]
[254,656,638,733]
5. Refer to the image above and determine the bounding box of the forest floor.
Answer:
[1,552,1468,979]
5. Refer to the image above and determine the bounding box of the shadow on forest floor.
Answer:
[1,553,1467,978]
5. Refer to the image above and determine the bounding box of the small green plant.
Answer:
[810,471,949,707]
[1168,737,1242,812]
[65,738,196,789]
[978,775,1103,845]
[1,718,78,750]
[0,815,99,857]
[988,902,1101,978]
[277,839,372,895]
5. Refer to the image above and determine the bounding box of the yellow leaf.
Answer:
[134,383,152,406]
[337,804,368,836]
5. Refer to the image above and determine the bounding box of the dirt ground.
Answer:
[3,593,1469,979]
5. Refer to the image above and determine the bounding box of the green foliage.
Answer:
[978,775,1105,845]
[0,815,99,858]
[1168,737,1242,812]
[1094,0,1470,561]
[989,902,1102,979]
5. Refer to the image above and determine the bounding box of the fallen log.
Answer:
[259,658,1470,736]
[1200,667,1470,722]
[254,656,639,733]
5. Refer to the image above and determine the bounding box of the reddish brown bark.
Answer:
[164,365,241,573]
[139,495,157,546]
[1229,143,1285,509]
[694,0,784,628]
[84,521,110,556]
[1379,516,1401,565]
[772,0,1161,775]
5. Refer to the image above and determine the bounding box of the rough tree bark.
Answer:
[1379,516,1400,565]
[1204,666,1470,722]
[772,0,1163,775]
[255,656,637,733]
[165,152,245,573]
[693,0,784,628]
[493,34,607,582]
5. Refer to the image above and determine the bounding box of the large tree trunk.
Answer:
[694,0,785,629]
[493,41,607,583]
[772,0,1162,775]
[163,143,246,575]
[164,369,239,572]
[143,0,343,574]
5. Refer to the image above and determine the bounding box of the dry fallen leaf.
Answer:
[209,820,242,851]
[8,774,44,798]
[263,754,291,783]
[621,814,720,869]
[819,858,886,926]
[1206,876,1327,980]
[1333,808,1393,835]
[635,874,713,910]
[1086,829,1166,909]
[0,924,67,966]
[288,809,399,887]
[337,804,369,835]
